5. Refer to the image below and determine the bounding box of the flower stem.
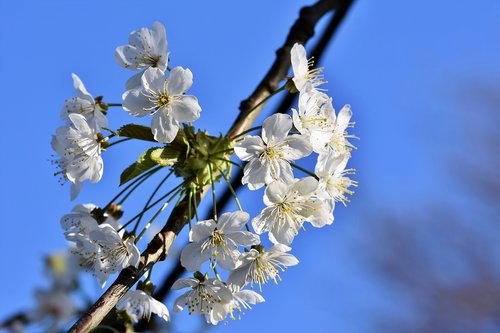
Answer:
[118,182,185,233]
[188,189,193,229]
[102,166,161,213]
[290,163,318,180]
[215,165,251,232]
[135,186,184,243]
[132,170,173,234]
[211,157,243,169]
[192,187,200,222]
[107,138,132,148]
[208,162,217,221]
[106,103,122,107]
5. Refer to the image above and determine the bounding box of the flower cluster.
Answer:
[43,22,358,332]
[171,43,357,325]
[61,204,140,287]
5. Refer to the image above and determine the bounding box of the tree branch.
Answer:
[68,1,343,332]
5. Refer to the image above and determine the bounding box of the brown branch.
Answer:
[67,1,341,332]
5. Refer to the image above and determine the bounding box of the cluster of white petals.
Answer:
[61,204,140,287]
[116,290,170,323]
[181,211,260,271]
[172,275,263,325]
[61,73,108,132]
[51,114,103,199]
[115,21,169,90]
[253,177,333,245]
[228,244,298,290]
[47,21,359,330]
[123,67,202,143]
[235,113,312,190]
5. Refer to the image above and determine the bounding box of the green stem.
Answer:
[192,187,200,222]
[212,265,222,281]
[212,157,243,169]
[215,165,250,232]
[133,170,173,233]
[118,182,185,233]
[102,166,161,213]
[107,138,132,148]
[106,103,122,107]
[188,189,193,229]
[135,186,184,242]
[208,162,217,221]
[118,171,156,206]
[290,163,318,180]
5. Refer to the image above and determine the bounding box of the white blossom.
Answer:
[122,67,201,143]
[30,288,76,331]
[210,284,264,324]
[312,104,356,157]
[172,276,233,325]
[60,204,100,241]
[292,87,338,153]
[116,290,170,323]
[228,244,298,290]
[252,177,333,245]
[60,203,121,241]
[291,43,325,92]
[115,21,169,90]
[51,114,103,199]
[180,211,260,271]
[61,73,107,131]
[235,113,312,190]
[69,224,139,287]
[315,152,357,206]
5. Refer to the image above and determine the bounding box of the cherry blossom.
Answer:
[122,67,201,143]
[235,113,312,190]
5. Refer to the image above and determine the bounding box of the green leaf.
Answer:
[117,124,156,142]
[120,148,160,185]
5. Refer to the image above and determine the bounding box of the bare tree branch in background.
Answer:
[364,76,500,333]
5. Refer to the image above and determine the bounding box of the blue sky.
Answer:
[1,0,500,332]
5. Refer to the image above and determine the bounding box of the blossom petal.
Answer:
[262,114,292,144]
[189,219,216,242]
[167,66,193,96]
[170,95,201,123]
[242,158,269,190]
[180,243,209,272]
[336,104,352,132]
[218,211,249,233]
[263,181,288,205]
[142,67,166,92]
[171,277,200,290]
[122,89,152,117]
[281,134,313,160]
[227,231,260,247]
[234,136,265,161]
[151,109,179,143]
[125,71,145,90]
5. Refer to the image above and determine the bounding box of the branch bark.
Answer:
[68,1,342,332]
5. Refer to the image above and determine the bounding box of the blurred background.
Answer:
[1,0,500,332]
